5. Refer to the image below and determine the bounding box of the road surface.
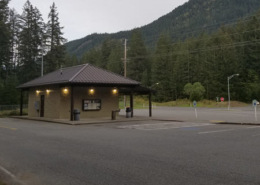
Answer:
[0,118,260,185]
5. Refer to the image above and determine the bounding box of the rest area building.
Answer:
[18,64,154,121]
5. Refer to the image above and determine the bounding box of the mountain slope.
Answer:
[66,0,260,58]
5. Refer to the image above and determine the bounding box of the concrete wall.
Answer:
[28,87,40,117]
[61,87,119,119]
[28,86,61,119]
[28,86,119,120]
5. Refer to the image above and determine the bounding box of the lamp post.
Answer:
[150,82,160,89]
[228,74,239,110]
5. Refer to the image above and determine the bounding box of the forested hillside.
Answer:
[75,9,260,103]
[66,0,260,58]
[1,0,260,105]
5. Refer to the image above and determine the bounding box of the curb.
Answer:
[152,119,184,122]
[0,166,25,185]
[10,116,152,126]
[215,122,260,126]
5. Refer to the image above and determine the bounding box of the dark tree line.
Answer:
[1,0,260,105]
[79,10,260,103]
[0,0,66,105]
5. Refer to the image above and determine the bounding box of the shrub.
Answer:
[183,82,206,101]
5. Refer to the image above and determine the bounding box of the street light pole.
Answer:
[228,74,239,110]
[150,82,160,89]
[124,39,127,108]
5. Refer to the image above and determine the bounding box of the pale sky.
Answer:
[9,0,189,41]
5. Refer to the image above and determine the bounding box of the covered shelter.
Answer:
[18,64,155,121]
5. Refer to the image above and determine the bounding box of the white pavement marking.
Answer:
[198,129,235,135]
[247,126,260,129]
[118,122,215,131]
[138,124,215,131]
[0,166,25,185]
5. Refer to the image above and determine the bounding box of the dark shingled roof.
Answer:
[18,64,140,88]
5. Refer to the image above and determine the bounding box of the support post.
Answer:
[130,90,133,118]
[20,89,23,116]
[124,39,127,108]
[228,77,230,110]
[70,85,74,121]
[149,92,152,117]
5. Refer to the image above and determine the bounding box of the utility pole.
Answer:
[124,39,127,77]
[124,39,127,108]
[41,39,44,76]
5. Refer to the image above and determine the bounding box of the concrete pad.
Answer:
[11,116,152,125]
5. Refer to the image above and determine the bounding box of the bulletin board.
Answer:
[82,99,101,111]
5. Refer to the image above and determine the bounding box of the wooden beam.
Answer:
[149,92,152,117]
[130,90,133,117]
[70,85,74,121]
[20,89,23,116]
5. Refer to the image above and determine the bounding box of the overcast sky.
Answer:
[9,0,189,41]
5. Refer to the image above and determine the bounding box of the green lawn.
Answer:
[0,109,28,118]
[119,97,248,109]
[0,181,7,185]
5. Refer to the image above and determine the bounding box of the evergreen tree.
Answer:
[0,75,19,105]
[64,54,78,67]
[128,29,148,82]
[8,8,20,74]
[99,38,111,69]
[0,0,10,80]
[45,2,67,72]
[18,0,44,83]
[80,48,102,66]
[152,33,173,102]
[107,40,124,75]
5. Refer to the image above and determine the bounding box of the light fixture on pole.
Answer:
[150,82,160,89]
[228,74,239,110]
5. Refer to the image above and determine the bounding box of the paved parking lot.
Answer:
[124,106,260,124]
[0,118,260,185]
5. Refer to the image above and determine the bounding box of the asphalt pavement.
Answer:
[1,117,260,185]
[126,106,260,123]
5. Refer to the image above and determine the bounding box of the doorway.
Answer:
[40,95,45,117]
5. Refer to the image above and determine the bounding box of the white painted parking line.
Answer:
[198,129,235,135]
[118,122,215,131]
[138,124,215,131]
[0,166,25,185]
[247,126,260,129]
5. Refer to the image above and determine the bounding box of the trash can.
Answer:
[112,111,116,120]
[73,109,80,121]
[126,107,132,118]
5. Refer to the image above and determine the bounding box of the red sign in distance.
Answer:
[221,97,224,102]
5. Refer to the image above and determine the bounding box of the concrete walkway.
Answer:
[12,106,260,126]
[12,115,152,125]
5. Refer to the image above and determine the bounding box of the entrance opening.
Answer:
[40,95,45,117]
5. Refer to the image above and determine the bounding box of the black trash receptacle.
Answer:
[126,107,132,118]
[73,109,80,121]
